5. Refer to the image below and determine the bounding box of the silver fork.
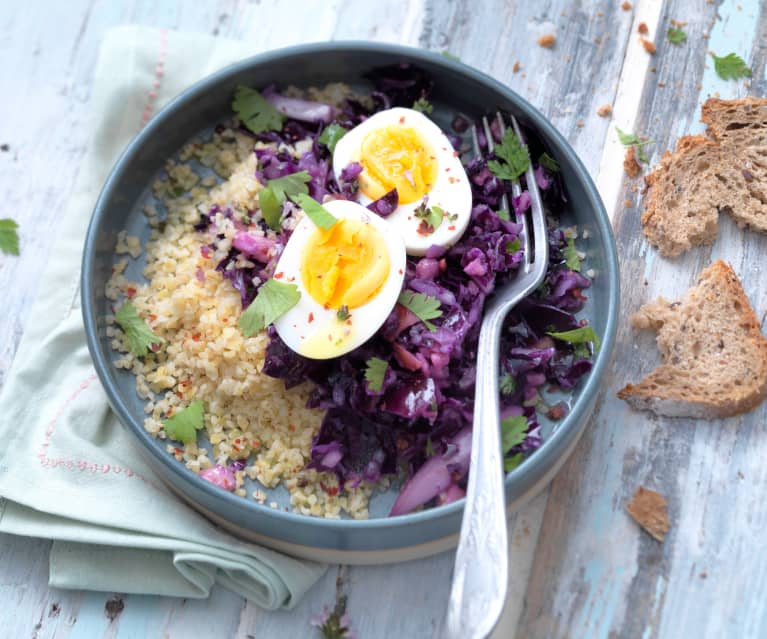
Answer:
[444,113,549,639]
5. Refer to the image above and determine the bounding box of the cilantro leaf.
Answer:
[412,97,433,114]
[506,238,522,254]
[232,86,285,134]
[504,453,524,473]
[564,237,582,272]
[291,193,338,230]
[258,186,282,231]
[0,218,19,256]
[500,373,516,395]
[397,291,442,332]
[487,129,530,182]
[163,400,204,444]
[115,301,166,357]
[258,172,312,231]
[318,123,348,153]
[501,415,527,454]
[425,436,435,458]
[616,127,654,164]
[414,201,444,234]
[238,278,301,337]
[548,326,601,352]
[496,209,510,222]
[364,357,388,392]
[712,52,752,80]
[337,305,350,321]
[538,152,560,173]
[667,26,687,44]
[635,145,650,164]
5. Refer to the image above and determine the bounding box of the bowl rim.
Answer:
[82,40,620,532]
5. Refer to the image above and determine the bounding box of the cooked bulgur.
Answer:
[106,117,379,519]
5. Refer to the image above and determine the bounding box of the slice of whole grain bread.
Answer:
[642,97,767,257]
[617,260,767,418]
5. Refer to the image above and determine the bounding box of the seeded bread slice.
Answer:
[617,261,767,418]
[642,97,767,257]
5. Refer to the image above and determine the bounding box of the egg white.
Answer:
[332,107,473,256]
[272,199,407,359]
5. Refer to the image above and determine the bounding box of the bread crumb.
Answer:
[538,33,556,48]
[670,19,687,27]
[696,83,702,90]
[626,487,670,542]
[596,10,604,17]
[658,81,667,87]
[624,147,642,177]
[575,120,584,128]
[621,1,632,9]
[700,571,708,579]
[513,61,521,73]
[624,198,633,208]
[597,103,612,117]
[650,66,657,73]
[641,38,656,54]
[595,36,602,45]
[638,22,648,34]
[565,54,571,62]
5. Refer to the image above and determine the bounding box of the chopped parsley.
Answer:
[115,301,166,357]
[711,52,752,80]
[425,436,435,458]
[538,152,560,173]
[487,128,530,182]
[500,372,516,395]
[337,305,350,321]
[397,291,442,332]
[291,193,338,230]
[364,357,388,392]
[506,238,522,254]
[0,218,19,256]
[667,26,687,44]
[504,453,524,473]
[564,237,582,271]
[548,326,601,352]
[413,201,444,234]
[318,123,348,153]
[496,209,510,222]
[163,400,204,444]
[238,278,301,337]
[232,86,285,134]
[615,126,654,164]
[412,97,433,114]
[258,171,312,231]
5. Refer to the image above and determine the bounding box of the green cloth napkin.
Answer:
[0,25,327,610]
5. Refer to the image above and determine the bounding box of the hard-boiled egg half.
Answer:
[272,199,406,359]
[332,107,473,256]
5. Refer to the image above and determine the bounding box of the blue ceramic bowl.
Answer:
[82,42,619,564]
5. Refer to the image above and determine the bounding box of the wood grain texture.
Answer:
[519,1,767,638]
[2,0,766,637]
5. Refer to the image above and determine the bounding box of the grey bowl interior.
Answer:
[82,42,619,558]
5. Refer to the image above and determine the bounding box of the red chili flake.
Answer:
[439,258,447,272]
[200,245,210,259]
[308,312,314,323]
[448,176,456,184]
[300,335,305,340]
[445,167,451,172]
[274,272,284,279]
[398,269,403,275]
[399,116,405,124]
[287,276,295,282]
[453,150,460,157]
[222,317,228,323]
[252,439,261,447]
[319,480,339,496]
[448,225,456,231]
[288,424,295,432]
[175,390,183,398]
[548,404,566,420]
[345,319,352,326]
[173,447,183,455]
[192,333,201,341]
[126,286,136,298]
[573,288,588,301]
[579,318,588,327]
[149,314,158,321]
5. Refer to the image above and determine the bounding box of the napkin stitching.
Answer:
[37,372,160,490]
[140,28,169,128]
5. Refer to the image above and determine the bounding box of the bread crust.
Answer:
[642,98,767,257]
[617,261,767,418]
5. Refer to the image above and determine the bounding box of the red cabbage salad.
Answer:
[197,64,599,516]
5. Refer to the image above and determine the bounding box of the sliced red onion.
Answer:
[436,483,466,506]
[415,257,440,280]
[366,188,399,217]
[262,86,337,124]
[390,427,471,516]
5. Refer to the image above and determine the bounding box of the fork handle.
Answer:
[445,312,509,639]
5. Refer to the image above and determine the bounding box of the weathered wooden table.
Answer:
[2,0,765,637]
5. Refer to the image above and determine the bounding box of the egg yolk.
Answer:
[301,218,390,310]
[358,125,438,205]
